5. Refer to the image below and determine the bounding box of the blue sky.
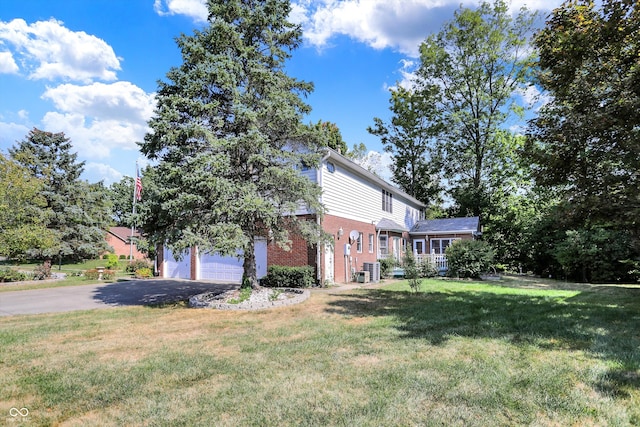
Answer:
[0,0,562,185]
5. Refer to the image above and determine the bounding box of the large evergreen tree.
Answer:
[140,0,325,288]
[9,128,112,261]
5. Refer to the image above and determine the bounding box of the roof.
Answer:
[108,227,141,243]
[410,217,479,234]
[323,148,426,209]
[376,218,408,233]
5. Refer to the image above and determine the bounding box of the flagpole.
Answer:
[130,162,138,262]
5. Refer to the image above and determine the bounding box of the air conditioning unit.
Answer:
[363,262,380,283]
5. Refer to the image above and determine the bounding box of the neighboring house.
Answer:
[158,148,426,284]
[105,227,145,259]
[409,216,480,271]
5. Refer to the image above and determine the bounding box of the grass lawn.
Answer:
[0,259,136,292]
[1,277,639,426]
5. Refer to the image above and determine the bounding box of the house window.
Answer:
[379,235,388,255]
[415,241,424,254]
[382,189,393,213]
[368,234,374,253]
[430,238,460,254]
[356,232,363,253]
[327,162,335,173]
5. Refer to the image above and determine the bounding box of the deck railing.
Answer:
[416,253,448,272]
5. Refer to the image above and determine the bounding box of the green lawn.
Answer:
[1,277,639,426]
[0,259,135,292]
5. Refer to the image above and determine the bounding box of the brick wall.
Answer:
[105,233,145,259]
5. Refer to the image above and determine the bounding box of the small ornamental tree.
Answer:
[404,248,422,293]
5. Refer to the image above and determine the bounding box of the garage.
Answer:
[162,239,267,282]
[163,247,191,279]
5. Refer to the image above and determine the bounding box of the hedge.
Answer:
[260,265,315,288]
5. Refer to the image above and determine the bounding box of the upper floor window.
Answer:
[382,189,393,213]
[327,162,336,173]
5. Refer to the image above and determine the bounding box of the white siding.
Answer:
[320,159,423,230]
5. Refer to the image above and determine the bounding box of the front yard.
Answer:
[1,277,639,425]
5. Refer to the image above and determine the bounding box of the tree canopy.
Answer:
[9,128,112,261]
[0,153,57,259]
[139,0,325,288]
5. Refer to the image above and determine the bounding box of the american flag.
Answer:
[135,168,143,201]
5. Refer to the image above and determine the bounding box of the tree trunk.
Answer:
[242,237,259,289]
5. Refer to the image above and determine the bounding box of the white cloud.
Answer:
[41,111,149,159]
[154,0,208,23]
[39,81,155,158]
[85,162,124,185]
[42,81,156,123]
[0,121,30,149]
[0,51,18,74]
[0,18,120,82]
[294,0,564,57]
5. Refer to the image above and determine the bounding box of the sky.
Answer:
[0,0,565,185]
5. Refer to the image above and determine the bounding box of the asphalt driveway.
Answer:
[0,279,237,316]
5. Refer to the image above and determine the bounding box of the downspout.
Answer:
[316,150,331,285]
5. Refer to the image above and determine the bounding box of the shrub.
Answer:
[260,265,315,288]
[419,259,439,278]
[84,269,116,281]
[105,254,120,269]
[134,267,152,279]
[0,268,29,282]
[32,264,51,280]
[119,254,127,260]
[126,259,153,273]
[102,254,110,260]
[378,258,396,278]
[446,240,495,278]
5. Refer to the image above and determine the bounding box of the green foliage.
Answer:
[260,265,315,288]
[227,287,252,304]
[84,269,115,281]
[403,249,422,293]
[415,0,538,221]
[134,268,152,279]
[368,85,443,206]
[119,255,127,260]
[125,259,153,274]
[419,259,439,278]
[378,258,397,278]
[9,129,113,261]
[446,240,495,278]
[0,153,58,260]
[139,0,326,289]
[553,227,639,283]
[0,268,29,282]
[105,254,120,270]
[309,120,347,154]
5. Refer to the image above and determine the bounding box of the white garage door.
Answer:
[199,238,267,283]
[164,247,191,279]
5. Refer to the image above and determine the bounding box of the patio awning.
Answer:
[376,218,408,233]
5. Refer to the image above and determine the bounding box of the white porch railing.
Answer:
[416,253,448,272]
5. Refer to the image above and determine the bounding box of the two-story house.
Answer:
[158,148,425,284]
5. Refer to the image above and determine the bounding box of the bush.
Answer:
[260,265,315,288]
[119,254,127,260]
[419,259,439,278]
[32,264,51,280]
[102,254,110,260]
[84,269,116,281]
[126,259,153,273]
[134,267,152,279]
[378,258,396,278]
[446,240,495,278]
[0,268,29,282]
[403,249,422,293]
[105,254,120,269]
